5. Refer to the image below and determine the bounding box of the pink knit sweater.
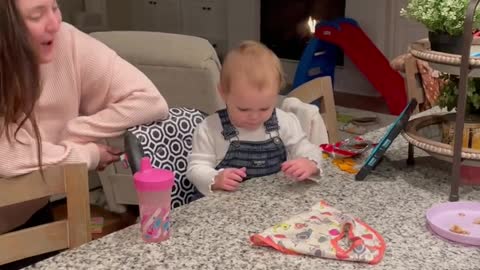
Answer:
[0,23,168,178]
[0,23,168,233]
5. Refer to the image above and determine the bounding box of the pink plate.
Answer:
[426,201,480,246]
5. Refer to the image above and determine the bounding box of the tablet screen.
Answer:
[355,99,418,181]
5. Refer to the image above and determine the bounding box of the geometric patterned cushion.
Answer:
[128,107,206,208]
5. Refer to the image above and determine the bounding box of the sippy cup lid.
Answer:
[133,157,174,192]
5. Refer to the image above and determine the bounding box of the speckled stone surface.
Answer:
[25,120,480,270]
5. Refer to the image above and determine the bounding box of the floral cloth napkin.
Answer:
[250,201,386,264]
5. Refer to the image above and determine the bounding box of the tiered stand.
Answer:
[403,0,480,201]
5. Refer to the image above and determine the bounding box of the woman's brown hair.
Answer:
[0,0,43,171]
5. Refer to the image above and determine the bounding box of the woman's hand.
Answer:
[96,144,123,171]
[212,167,247,191]
[281,158,319,181]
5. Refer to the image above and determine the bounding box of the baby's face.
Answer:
[222,76,278,131]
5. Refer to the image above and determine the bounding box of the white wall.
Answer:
[58,0,134,31]
[131,0,181,32]
[106,0,134,30]
[226,0,259,49]
[390,0,428,58]
[57,0,83,23]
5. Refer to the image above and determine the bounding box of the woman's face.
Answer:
[15,0,62,63]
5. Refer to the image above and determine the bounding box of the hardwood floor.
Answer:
[52,200,137,240]
[333,92,390,114]
[281,82,392,115]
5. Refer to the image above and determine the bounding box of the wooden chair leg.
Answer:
[64,164,91,247]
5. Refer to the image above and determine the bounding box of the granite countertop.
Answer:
[26,124,480,270]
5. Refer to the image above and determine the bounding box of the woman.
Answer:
[0,0,168,235]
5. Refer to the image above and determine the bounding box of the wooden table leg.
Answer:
[407,143,415,166]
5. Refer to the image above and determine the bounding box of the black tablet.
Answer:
[355,99,418,181]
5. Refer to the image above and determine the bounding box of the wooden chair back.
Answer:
[404,54,426,113]
[287,76,339,143]
[0,164,91,265]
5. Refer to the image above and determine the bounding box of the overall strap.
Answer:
[217,109,239,140]
[264,109,280,133]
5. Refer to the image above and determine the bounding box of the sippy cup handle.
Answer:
[124,131,145,174]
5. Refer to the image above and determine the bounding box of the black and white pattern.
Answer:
[128,107,206,208]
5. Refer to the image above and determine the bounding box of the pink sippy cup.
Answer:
[133,157,174,242]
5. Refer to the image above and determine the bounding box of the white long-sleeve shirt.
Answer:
[187,108,323,195]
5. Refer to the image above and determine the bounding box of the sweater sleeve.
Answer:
[186,119,221,195]
[64,28,169,143]
[280,110,323,174]
[0,122,99,178]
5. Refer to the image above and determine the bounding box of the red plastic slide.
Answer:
[315,22,407,115]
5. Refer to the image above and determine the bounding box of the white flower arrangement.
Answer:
[400,0,480,36]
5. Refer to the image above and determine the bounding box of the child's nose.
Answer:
[248,112,260,121]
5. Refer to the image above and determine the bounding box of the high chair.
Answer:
[98,107,206,212]
[285,76,339,143]
[0,164,91,265]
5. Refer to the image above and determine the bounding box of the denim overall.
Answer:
[215,109,287,179]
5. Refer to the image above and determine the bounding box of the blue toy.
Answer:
[292,18,358,89]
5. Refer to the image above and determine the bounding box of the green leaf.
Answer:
[401,0,480,35]
[439,77,480,114]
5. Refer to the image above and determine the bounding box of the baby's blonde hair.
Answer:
[220,40,286,93]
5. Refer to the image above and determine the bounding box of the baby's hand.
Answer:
[212,167,247,191]
[281,159,319,181]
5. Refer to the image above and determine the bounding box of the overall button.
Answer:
[231,141,240,148]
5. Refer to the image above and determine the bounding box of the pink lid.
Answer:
[133,157,174,192]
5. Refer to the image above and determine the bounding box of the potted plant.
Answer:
[437,75,480,185]
[401,0,480,54]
